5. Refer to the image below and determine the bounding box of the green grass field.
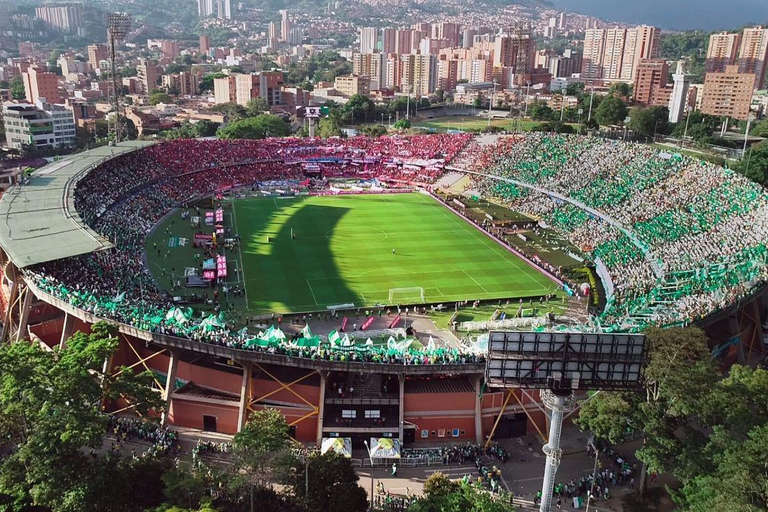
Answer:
[232,193,559,313]
[414,116,575,133]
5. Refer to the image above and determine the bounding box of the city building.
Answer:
[360,27,379,54]
[23,67,61,104]
[87,44,108,71]
[35,4,82,34]
[633,59,670,107]
[216,0,231,19]
[2,99,76,150]
[280,10,290,43]
[198,0,213,17]
[161,40,181,60]
[381,28,397,53]
[334,75,371,97]
[162,72,199,96]
[700,65,756,120]
[706,32,741,73]
[737,27,768,90]
[581,25,660,81]
[213,75,237,104]
[137,59,158,95]
[352,52,384,90]
[200,35,210,54]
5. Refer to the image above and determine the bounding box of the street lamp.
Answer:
[587,81,595,122]
[487,81,497,126]
[363,440,375,511]
[681,105,692,147]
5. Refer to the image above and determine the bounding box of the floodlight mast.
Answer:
[106,13,131,144]
[539,389,577,512]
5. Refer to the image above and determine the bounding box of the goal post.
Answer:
[388,287,426,304]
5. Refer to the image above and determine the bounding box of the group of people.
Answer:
[459,133,768,331]
[107,415,179,457]
[30,135,488,366]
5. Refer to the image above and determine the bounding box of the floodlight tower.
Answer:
[485,331,647,512]
[540,389,577,512]
[106,13,131,143]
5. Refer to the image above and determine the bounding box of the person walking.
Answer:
[391,463,397,476]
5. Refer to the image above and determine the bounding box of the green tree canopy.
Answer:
[0,322,163,510]
[286,452,367,512]
[393,118,411,130]
[734,141,768,187]
[594,95,628,126]
[149,92,174,105]
[317,116,344,138]
[246,97,270,117]
[343,94,376,124]
[627,106,670,139]
[528,103,554,121]
[232,408,292,487]
[210,102,247,122]
[217,114,291,139]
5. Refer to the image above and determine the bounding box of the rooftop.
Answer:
[0,141,152,268]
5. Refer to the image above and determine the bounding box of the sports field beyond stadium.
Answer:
[232,193,558,312]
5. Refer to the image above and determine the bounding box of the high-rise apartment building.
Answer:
[581,25,659,81]
[213,75,237,104]
[395,30,413,55]
[706,32,741,73]
[280,10,290,43]
[380,29,396,54]
[35,4,82,34]
[359,27,379,53]
[137,58,158,94]
[633,59,670,106]
[23,67,61,104]
[434,22,460,47]
[737,27,768,90]
[700,65,755,120]
[162,72,199,96]
[352,52,384,90]
[198,0,213,17]
[268,22,278,41]
[87,44,108,70]
[216,0,231,19]
[199,35,210,54]
[161,40,180,59]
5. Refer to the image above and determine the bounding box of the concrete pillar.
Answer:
[0,279,18,344]
[16,287,34,342]
[237,362,252,431]
[398,373,405,443]
[161,349,179,428]
[474,375,483,444]
[60,312,75,348]
[316,370,327,447]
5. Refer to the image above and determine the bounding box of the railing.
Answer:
[25,278,485,376]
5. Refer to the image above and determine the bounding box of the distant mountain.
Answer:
[551,0,768,31]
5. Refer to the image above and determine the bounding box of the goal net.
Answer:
[388,287,426,304]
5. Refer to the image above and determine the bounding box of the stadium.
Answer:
[0,133,765,448]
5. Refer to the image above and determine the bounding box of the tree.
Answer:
[393,118,411,130]
[359,124,387,137]
[0,322,163,510]
[410,482,516,512]
[286,452,367,512]
[343,94,376,124]
[246,97,270,117]
[210,102,247,122]
[195,120,220,137]
[232,408,292,488]
[317,117,344,138]
[199,72,227,93]
[149,92,174,105]
[609,82,632,100]
[217,114,291,139]
[594,95,628,126]
[734,141,768,187]
[434,89,445,102]
[627,106,669,139]
[528,103,554,121]
[423,472,459,499]
[749,118,768,138]
[671,111,719,141]
[10,75,25,100]
[565,82,585,96]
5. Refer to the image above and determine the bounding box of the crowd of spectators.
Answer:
[457,133,768,330]
[30,135,483,366]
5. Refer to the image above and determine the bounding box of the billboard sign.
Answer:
[486,331,647,391]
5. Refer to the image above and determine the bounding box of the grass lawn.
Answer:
[414,116,575,133]
[232,193,560,313]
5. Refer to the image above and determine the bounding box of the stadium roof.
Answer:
[0,141,152,268]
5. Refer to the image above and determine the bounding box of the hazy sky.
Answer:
[551,0,768,31]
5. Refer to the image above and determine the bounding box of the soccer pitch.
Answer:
[234,193,558,313]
